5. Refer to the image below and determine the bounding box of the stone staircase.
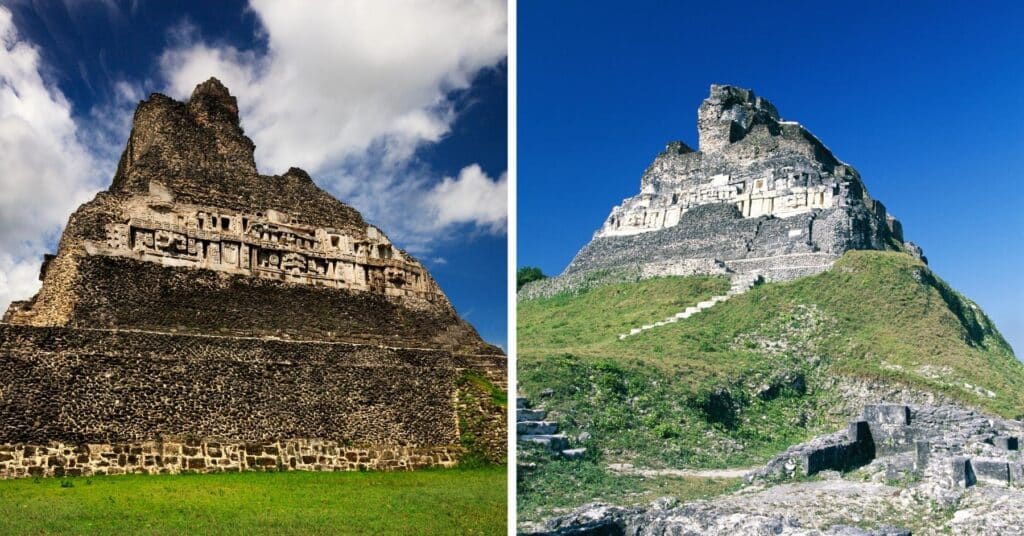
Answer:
[517,394,586,459]
[618,273,761,340]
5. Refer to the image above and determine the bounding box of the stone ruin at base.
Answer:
[0,78,506,478]
[522,84,926,298]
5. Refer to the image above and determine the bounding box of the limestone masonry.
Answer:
[532,85,924,293]
[0,78,505,478]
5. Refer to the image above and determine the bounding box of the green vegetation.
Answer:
[518,250,1023,517]
[0,468,506,535]
[456,371,508,467]
[518,446,741,524]
[517,266,548,290]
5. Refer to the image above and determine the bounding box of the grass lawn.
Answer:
[0,467,506,535]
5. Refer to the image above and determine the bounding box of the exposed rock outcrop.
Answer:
[528,403,1024,536]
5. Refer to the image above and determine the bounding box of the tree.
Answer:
[517,266,547,290]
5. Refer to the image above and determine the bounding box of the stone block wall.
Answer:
[0,440,458,479]
[19,255,497,354]
[0,324,506,478]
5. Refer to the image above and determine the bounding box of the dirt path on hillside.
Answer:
[607,463,753,479]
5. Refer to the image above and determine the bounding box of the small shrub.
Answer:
[59,479,74,488]
[653,422,681,439]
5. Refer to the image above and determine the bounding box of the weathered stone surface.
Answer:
[748,403,1024,487]
[0,79,506,477]
[0,439,458,478]
[528,496,913,536]
[6,78,496,355]
[522,84,922,297]
[0,324,505,447]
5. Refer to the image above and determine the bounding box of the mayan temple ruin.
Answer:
[0,78,506,478]
[528,84,926,297]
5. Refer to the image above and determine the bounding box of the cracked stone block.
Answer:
[517,422,559,435]
[863,405,911,426]
[848,421,871,443]
[1009,462,1024,486]
[951,456,976,488]
[973,458,1010,485]
[993,436,1019,451]
[561,448,587,460]
[915,441,931,472]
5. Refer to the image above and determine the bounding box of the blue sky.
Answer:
[518,1,1023,354]
[0,0,507,347]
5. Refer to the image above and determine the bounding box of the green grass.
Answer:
[518,250,1024,520]
[0,468,506,535]
[517,448,741,525]
[518,274,729,360]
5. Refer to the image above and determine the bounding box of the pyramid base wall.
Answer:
[0,439,458,479]
[0,324,506,478]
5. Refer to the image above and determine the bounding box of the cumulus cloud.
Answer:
[0,0,507,315]
[0,6,106,311]
[158,0,508,246]
[426,164,507,233]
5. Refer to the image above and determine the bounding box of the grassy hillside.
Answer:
[518,250,1022,521]
[0,468,505,535]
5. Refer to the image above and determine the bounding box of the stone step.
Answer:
[517,421,559,435]
[696,300,716,309]
[516,396,529,409]
[561,448,587,460]
[520,434,569,451]
[517,408,547,422]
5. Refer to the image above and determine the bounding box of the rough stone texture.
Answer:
[0,79,506,477]
[748,404,1024,486]
[528,497,912,536]
[0,440,458,478]
[28,255,486,352]
[523,84,919,297]
[527,404,1024,535]
[0,323,506,477]
[6,77,495,355]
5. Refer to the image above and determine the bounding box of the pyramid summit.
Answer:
[532,84,924,294]
[6,77,492,353]
[0,79,505,478]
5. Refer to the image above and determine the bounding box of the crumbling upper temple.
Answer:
[4,78,488,352]
[558,84,923,283]
[0,78,505,478]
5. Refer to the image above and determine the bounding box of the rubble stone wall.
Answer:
[25,255,496,354]
[0,324,506,478]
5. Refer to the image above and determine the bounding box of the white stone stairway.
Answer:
[516,395,586,459]
[618,273,761,340]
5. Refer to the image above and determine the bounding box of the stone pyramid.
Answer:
[560,84,925,284]
[0,78,505,478]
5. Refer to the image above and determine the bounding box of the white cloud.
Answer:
[0,6,106,312]
[426,164,507,233]
[158,0,508,247]
[0,0,507,315]
[0,254,41,311]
